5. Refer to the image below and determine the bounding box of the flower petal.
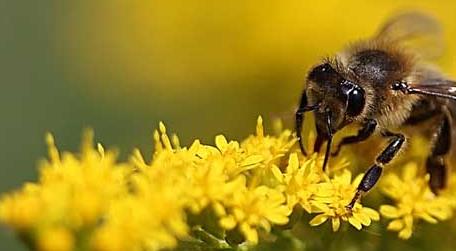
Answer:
[348,216,362,230]
[219,216,236,230]
[387,219,404,231]
[240,223,258,244]
[215,135,228,152]
[332,217,340,232]
[354,211,371,226]
[362,207,380,221]
[309,214,328,226]
[271,165,284,182]
[240,155,264,167]
[380,205,400,218]
[417,212,438,224]
[286,153,299,174]
[399,227,413,239]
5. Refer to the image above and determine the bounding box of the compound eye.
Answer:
[341,82,365,117]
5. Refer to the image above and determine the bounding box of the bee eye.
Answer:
[341,82,365,117]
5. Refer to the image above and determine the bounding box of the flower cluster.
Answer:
[1,117,456,251]
[0,131,130,251]
[379,162,456,239]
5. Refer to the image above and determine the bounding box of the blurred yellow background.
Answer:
[2,1,456,250]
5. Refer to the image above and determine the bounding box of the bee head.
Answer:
[306,63,366,135]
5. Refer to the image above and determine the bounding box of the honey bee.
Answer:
[295,12,456,209]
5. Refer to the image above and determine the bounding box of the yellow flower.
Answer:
[379,162,454,239]
[3,117,456,250]
[272,153,322,212]
[242,116,296,167]
[184,156,246,214]
[240,116,297,188]
[0,183,42,231]
[0,130,130,248]
[91,179,188,251]
[218,176,291,244]
[213,134,264,177]
[132,122,252,215]
[97,126,193,251]
[128,120,296,247]
[309,170,380,231]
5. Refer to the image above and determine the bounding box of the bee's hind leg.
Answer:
[427,112,451,194]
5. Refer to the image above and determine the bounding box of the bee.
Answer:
[295,12,456,209]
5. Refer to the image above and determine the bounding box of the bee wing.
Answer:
[409,78,456,101]
[376,12,444,60]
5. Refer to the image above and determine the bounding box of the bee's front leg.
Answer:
[331,119,377,156]
[347,131,405,209]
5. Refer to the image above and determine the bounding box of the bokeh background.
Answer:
[2,1,456,250]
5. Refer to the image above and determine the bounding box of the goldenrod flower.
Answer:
[242,116,296,167]
[272,153,321,212]
[379,162,454,239]
[218,176,291,244]
[92,124,191,251]
[309,170,380,231]
[0,183,43,231]
[0,131,130,251]
[2,117,455,250]
[213,134,264,177]
[90,179,188,251]
[129,118,293,246]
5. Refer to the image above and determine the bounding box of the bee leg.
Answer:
[322,109,333,172]
[314,126,327,153]
[347,132,405,209]
[295,91,319,156]
[332,119,377,156]
[426,113,451,194]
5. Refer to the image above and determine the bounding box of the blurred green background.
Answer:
[2,1,456,250]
